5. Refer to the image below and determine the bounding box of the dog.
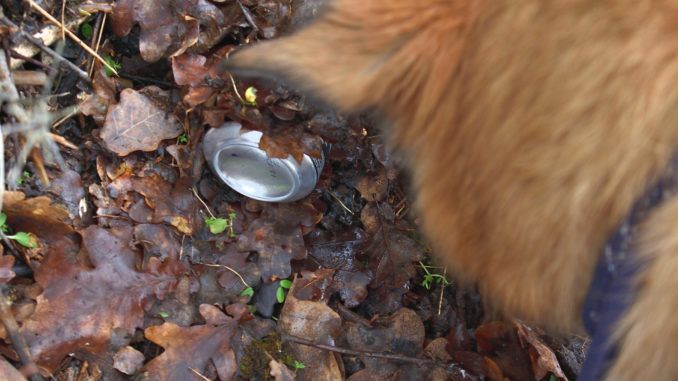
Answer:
[227,1,678,379]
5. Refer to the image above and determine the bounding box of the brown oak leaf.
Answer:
[21,225,187,371]
[101,88,183,156]
[143,304,246,380]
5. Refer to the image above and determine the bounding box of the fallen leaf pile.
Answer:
[0,1,587,380]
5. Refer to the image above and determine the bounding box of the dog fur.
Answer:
[228,1,678,379]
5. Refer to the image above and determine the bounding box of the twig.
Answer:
[199,263,250,288]
[329,191,354,215]
[0,10,90,83]
[236,0,260,33]
[26,0,119,76]
[0,285,44,381]
[88,12,106,78]
[188,367,212,381]
[9,50,55,73]
[190,187,215,218]
[438,266,446,316]
[48,132,77,150]
[285,335,437,368]
[60,0,65,40]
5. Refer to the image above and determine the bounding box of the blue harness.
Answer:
[578,155,678,380]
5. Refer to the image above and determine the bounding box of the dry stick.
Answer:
[88,12,105,78]
[285,335,437,368]
[0,285,44,381]
[0,11,89,83]
[26,0,119,76]
[60,0,65,40]
[437,266,447,316]
[236,0,260,33]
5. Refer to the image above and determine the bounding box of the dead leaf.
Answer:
[345,308,428,380]
[21,225,187,371]
[514,320,568,381]
[306,228,372,307]
[475,321,534,381]
[278,285,342,381]
[79,68,117,125]
[0,357,26,381]
[237,203,321,281]
[111,0,227,62]
[143,304,244,380]
[134,224,181,261]
[269,357,296,381]
[101,88,183,156]
[113,346,145,375]
[366,224,423,288]
[0,254,15,285]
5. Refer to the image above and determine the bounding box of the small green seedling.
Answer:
[177,133,188,144]
[247,305,257,314]
[418,261,452,290]
[241,287,254,297]
[16,171,30,185]
[204,213,237,236]
[157,312,169,318]
[0,213,37,248]
[104,55,122,76]
[276,279,292,303]
[81,23,93,38]
[291,360,305,372]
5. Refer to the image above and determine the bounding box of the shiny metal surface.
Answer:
[202,122,325,202]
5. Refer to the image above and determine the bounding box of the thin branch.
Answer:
[199,263,250,289]
[0,285,44,381]
[285,335,437,368]
[0,10,90,83]
[236,0,260,33]
[190,187,215,218]
[26,0,118,76]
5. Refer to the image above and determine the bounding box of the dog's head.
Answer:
[227,0,483,134]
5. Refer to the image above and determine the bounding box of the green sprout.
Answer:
[0,213,37,248]
[204,213,237,237]
[177,133,188,144]
[16,171,30,185]
[241,287,254,297]
[81,23,93,38]
[290,360,305,372]
[276,279,292,303]
[418,261,452,290]
[157,312,169,318]
[104,55,122,76]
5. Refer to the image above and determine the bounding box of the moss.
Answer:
[239,333,294,380]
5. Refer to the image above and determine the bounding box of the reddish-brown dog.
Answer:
[229,1,678,379]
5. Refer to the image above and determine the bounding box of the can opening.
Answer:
[216,145,296,200]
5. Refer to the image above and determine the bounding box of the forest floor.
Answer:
[0,1,585,380]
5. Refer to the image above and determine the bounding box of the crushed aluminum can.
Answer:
[202,122,328,202]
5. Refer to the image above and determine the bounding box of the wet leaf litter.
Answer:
[0,1,586,380]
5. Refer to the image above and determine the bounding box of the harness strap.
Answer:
[579,155,678,380]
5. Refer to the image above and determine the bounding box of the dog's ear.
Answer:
[227,0,483,115]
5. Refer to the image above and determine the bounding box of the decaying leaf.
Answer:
[143,304,245,380]
[278,284,342,381]
[514,320,568,381]
[21,225,187,371]
[111,0,227,62]
[0,357,26,381]
[237,203,321,281]
[0,254,15,285]
[101,88,183,156]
